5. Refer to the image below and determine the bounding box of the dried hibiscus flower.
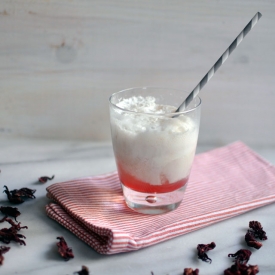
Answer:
[245,230,262,249]
[0,246,10,265]
[197,242,216,263]
[249,221,267,240]
[1,217,28,232]
[74,265,89,275]
[3,186,24,204]
[228,249,252,264]
[10,187,36,199]
[224,262,259,275]
[0,206,21,221]
[56,236,74,261]
[38,175,55,183]
[3,186,36,204]
[183,267,199,275]
[0,217,27,245]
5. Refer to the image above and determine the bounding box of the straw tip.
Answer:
[258,12,262,19]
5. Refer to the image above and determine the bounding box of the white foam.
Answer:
[117,96,175,114]
[110,96,199,185]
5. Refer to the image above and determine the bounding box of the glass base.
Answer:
[121,183,187,215]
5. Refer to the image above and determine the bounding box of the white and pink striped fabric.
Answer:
[46,142,275,254]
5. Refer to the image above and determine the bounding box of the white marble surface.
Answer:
[0,138,275,275]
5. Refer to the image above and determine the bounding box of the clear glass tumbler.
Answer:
[109,87,201,214]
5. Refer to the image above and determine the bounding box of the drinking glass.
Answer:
[109,87,201,214]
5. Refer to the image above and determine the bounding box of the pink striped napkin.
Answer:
[46,141,275,254]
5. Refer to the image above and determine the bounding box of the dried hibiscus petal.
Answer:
[249,221,267,240]
[228,249,252,264]
[0,206,21,221]
[224,262,259,275]
[245,230,262,249]
[39,175,55,183]
[245,264,260,274]
[3,186,24,204]
[0,246,10,265]
[74,265,89,275]
[57,236,74,261]
[183,267,199,275]
[10,187,36,199]
[197,242,216,263]
[1,217,28,231]
[0,217,27,245]
[3,186,36,204]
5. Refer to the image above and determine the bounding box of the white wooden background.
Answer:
[0,0,274,147]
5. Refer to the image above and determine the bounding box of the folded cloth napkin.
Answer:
[46,141,275,254]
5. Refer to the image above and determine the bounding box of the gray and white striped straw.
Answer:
[176,12,262,113]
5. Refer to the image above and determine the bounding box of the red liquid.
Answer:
[117,163,188,193]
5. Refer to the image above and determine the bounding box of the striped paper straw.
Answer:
[176,12,262,113]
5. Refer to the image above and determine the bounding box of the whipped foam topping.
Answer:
[117,96,176,114]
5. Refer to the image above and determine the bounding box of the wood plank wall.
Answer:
[0,0,274,147]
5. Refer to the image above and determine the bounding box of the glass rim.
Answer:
[109,86,202,116]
